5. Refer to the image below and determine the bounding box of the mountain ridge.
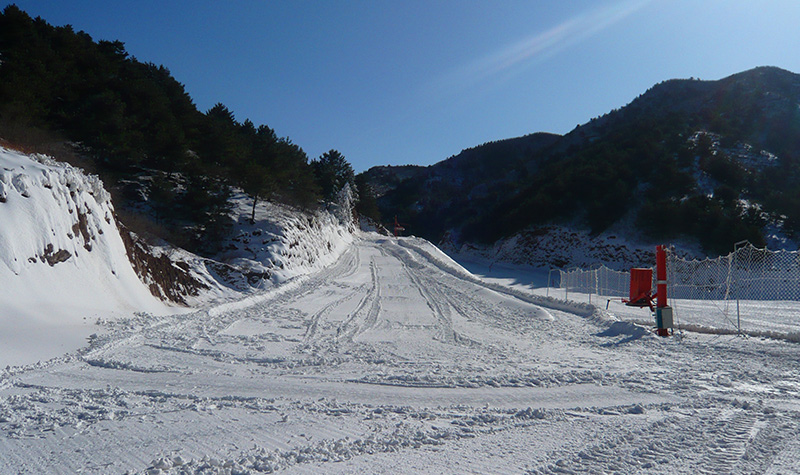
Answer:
[363,66,800,263]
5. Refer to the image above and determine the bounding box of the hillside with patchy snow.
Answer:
[366,66,800,263]
[441,224,659,271]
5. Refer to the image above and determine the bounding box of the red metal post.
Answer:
[393,216,404,237]
[656,245,667,308]
[656,244,669,336]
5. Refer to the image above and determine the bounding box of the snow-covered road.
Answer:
[3,235,800,473]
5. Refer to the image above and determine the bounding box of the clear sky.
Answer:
[7,1,800,172]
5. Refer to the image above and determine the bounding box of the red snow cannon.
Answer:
[625,268,654,310]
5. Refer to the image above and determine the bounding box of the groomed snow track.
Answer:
[3,235,800,473]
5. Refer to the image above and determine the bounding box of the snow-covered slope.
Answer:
[125,192,357,309]
[0,146,173,366]
[0,145,360,366]
[443,224,663,271]
[5,234,800,474]
[213,194,355,290]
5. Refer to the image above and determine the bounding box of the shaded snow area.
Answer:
[211,195,355,294]
[134,194,357,309]
[0,147,173,366]
[444,224,662,271]
[3,235,800,473]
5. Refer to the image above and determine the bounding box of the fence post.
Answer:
[733,240,749,335]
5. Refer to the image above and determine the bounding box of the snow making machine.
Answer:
[623,245,673,337]
[625,268,655,310]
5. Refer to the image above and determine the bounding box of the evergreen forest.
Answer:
[0,5,379,254]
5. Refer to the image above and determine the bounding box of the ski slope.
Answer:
[3,235,800,473]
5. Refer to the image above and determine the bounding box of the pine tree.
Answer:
[311,149,355,202]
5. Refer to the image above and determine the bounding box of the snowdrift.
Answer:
[0,146,173,365]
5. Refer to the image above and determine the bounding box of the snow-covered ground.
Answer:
[0,145,357,367]
[5,146,800,473]
[3,234,800,473]
[462,255,800,340]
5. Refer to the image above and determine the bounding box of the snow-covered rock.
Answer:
[0,146,173,366]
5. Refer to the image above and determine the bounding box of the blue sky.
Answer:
[8,1,800,171]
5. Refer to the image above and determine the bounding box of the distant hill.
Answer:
[361,132,560,244]
[364,67,800,259]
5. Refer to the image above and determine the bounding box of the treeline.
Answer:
[0,5,380,253]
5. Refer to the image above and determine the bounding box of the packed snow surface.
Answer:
[3,234,800,473]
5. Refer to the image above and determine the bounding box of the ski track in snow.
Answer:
[3,236,800,473]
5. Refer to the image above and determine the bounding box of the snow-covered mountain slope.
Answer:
[212,195,355,290]
[122,192,357,310]
[371,67,800,261]
[442,224,664,271]
[0,146,175,365]
[0,146,360,367]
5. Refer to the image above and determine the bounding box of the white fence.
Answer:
[667,244,800,335]
[556,266,652,324]
[558,266,630,302]
[557,243,800,336]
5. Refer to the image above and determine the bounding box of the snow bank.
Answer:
[0,147,173,366]
[182,194,357,307]
[398,236,615,325]
[0,145,360,367]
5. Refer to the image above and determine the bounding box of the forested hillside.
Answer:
[361,132,560,243]
[0,5,374,254]
[367,67,800,255]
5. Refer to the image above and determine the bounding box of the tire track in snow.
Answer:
[84,243,369,372]
[387,245,458,345]
[11,235,800,473]
[697,410,762,475]
[301,285,365,344]
[298,246,383,354]
[337,257,382,344]
[530,404,795,474]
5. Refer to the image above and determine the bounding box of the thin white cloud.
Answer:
[431,0,653,95]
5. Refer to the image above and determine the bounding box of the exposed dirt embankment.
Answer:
[118,223,208,305]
